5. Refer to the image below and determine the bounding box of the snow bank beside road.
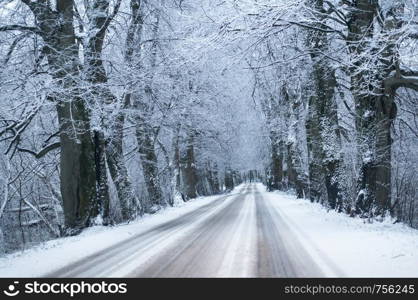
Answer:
[260,183,418,277]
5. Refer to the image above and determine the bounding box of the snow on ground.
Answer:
[0,185,245,277]
[259,183,418,277]
[216,189,257,277]
[1,182,417,277]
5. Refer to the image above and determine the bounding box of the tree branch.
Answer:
[97,0,123,37]
[0,24,40,34]
[17,142,61,159]
[274,20,347,40]
[3,33,31,65]
[385,75,418,93]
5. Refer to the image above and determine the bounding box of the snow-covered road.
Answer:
[2,182,417,277]
[47,183,323,277]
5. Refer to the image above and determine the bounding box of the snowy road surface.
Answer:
[2,182,417,277]
[47,183,323,277]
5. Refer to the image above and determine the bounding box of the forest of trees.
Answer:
[0,0,417,254]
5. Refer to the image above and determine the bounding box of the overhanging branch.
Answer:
[18,142,61,159]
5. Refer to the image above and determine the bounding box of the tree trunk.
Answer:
[285,87,310,199]
[136,121,164,211]
[24,0,98,231]
[208,162,220,194]
[305,0,343,209]
[305,99,325,203]
[106,102,141,219]
[83,0,139,222]
[286,144,297,189]
[172,124,182,196]
[269,137,284,190]
[93,130,111,224]
[347,0,395,216]
[57,101,96,230]
[224,168,235,191]
[180,133,198,200]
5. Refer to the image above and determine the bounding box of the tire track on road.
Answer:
[132,185,253,277]
[255,185,323,277]
[47,185,249,277]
